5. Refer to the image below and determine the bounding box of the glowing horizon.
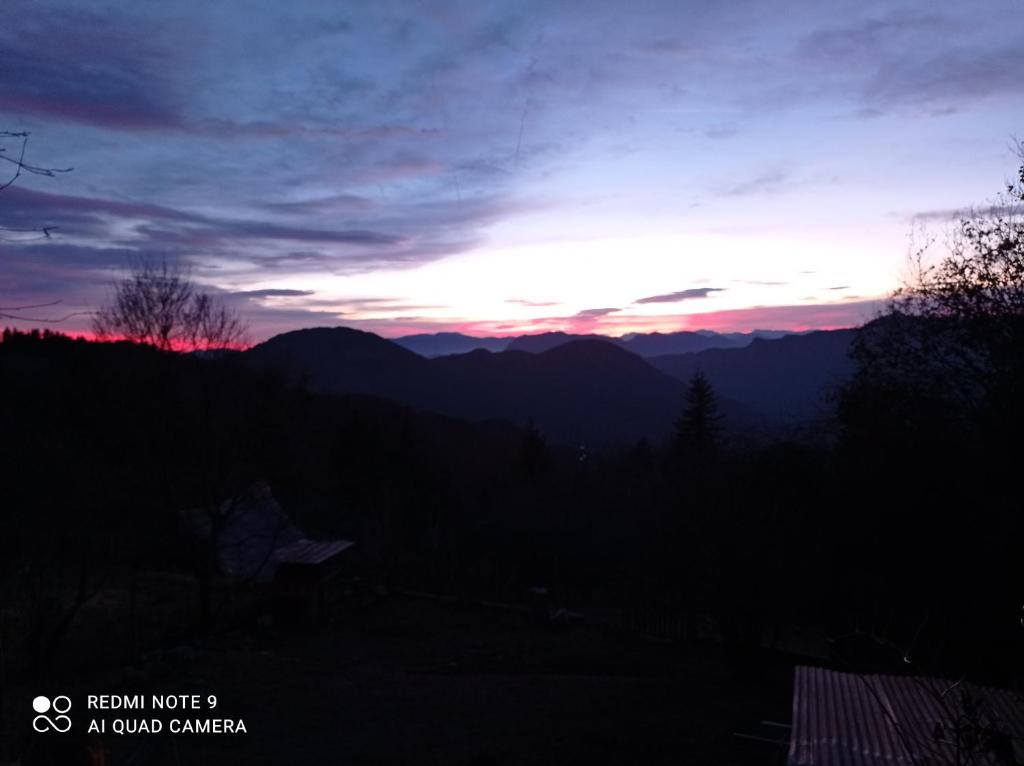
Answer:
[2,0,1021,341]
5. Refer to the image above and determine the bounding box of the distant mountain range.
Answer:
[246,325,857,446]
[247,329,697,446]
[393,329,804,358]
[650,329,857,421]
[392,332,511,356]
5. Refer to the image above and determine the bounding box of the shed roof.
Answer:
[788,666,1024,766]
[181,482,352,581]
[272,539,354,565]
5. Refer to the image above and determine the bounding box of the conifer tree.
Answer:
[674,371,721,458]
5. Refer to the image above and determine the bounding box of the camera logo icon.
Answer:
[32,695,72,733]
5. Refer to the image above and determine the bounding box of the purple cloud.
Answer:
[636,288,725,304]
[573,307,621,319]
[1,5,185,130]
[0,187,403,250]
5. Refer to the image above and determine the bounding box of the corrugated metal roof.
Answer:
[271,539,354,565]
[789,666,1024,766]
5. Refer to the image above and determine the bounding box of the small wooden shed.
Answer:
[271,539,355,623]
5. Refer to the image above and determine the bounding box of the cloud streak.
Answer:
[635,288,725,304]
[231,288,316,298]
[723,170,791,197]
[573,307,621,319]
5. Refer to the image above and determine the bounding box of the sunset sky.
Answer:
[2,0,1023,340]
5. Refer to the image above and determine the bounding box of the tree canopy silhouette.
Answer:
[851,146,1024,410]
[93,260,247,352]
[836,147,1024,673]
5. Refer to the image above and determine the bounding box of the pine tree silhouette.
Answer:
[673,371,721,459]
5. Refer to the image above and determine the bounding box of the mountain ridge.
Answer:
[392,328,821,358]
[246,325,858,445]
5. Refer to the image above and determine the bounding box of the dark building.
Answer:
[271,539,355,623]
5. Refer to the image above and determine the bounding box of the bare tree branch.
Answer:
[0,131,73,193]
[1,130,75,321]
[92,260,248,351]
[0,300,92,323]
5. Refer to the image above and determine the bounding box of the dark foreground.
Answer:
[16,596,793,766]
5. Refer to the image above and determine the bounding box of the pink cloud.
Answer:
[341,299,884,339]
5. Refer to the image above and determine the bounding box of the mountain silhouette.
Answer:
[246,326,425,403]
[505,332,605,354]
[650,329,856,420]
[246,325,849,444]
[393,328,802,358]
[618,331,746,356]
[508,330,749,356]
[427,340,694,445]
[246,328,724,446]
[393,332,511,357]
